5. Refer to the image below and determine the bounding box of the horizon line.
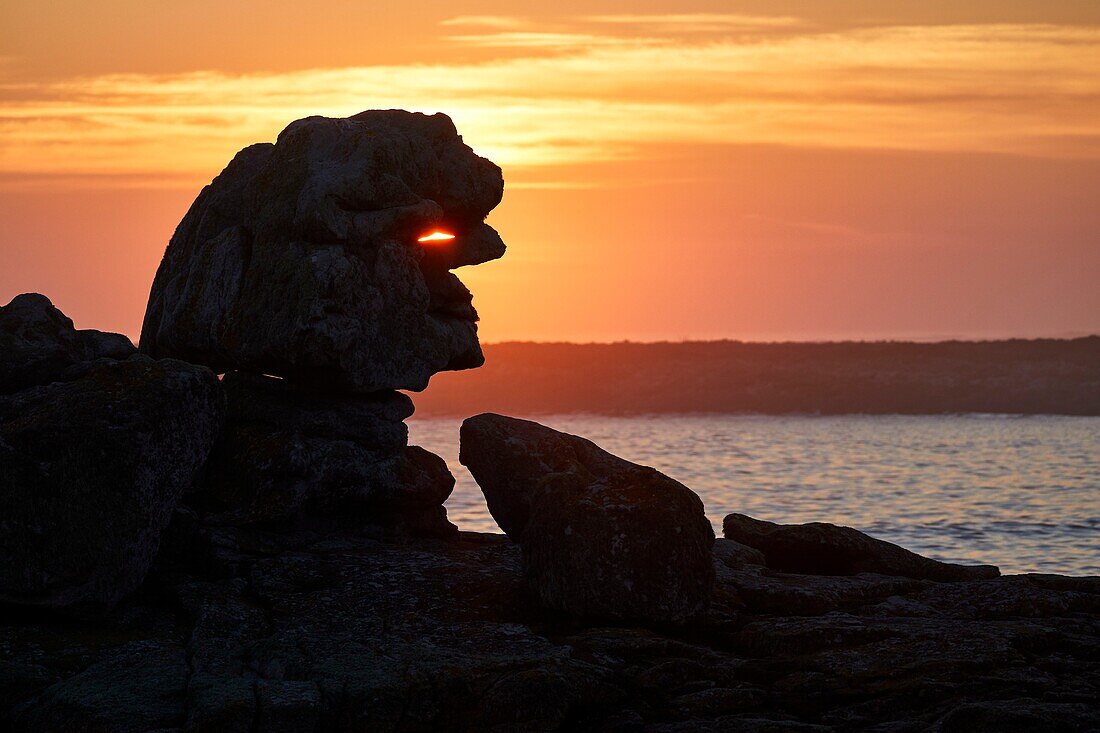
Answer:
[480,334,1100,347]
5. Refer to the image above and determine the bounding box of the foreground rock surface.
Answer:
[724,513,1000,581]
[0,356,223,615]
[140,110,506,393]
[461,413,714,624]
[2,528,1097,731]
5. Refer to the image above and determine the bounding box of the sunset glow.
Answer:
[417,231,457,243]
[1,1,1098,342]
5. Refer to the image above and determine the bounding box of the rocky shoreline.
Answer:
[3,524,1098,731]
[2,110,1097,731]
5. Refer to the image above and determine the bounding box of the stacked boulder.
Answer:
[0,294,223,615]
[140,110,506,535]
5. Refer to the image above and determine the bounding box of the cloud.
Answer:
[582,14,804,33]
[1,22,1098,183]
[444,31,656,49]
[441,12,803,49]
[438,16,528,29]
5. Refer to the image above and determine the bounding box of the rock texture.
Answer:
[723,513,1000,581]
[140,110,505,394]
[0,354,223,615]
[0,293,134,394]
[460,413,715,624]
[200,372,455,535]
[2,528,1097,731]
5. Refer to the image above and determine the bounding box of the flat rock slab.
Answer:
[460,413,715,624]
[2,530,1097,731]
[723,512,1000,581]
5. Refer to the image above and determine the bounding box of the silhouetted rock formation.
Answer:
[723,513,1000,581]
[0,295,222,615]
[140,110,504,393]
[0,293,134,394]
[461,414,715,624]
[137,110,505,537]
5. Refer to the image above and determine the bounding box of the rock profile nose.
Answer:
[418,222,507,270]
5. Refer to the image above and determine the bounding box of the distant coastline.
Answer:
[413,337,1100,416]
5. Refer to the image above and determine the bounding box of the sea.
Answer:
[408,414,1100,576]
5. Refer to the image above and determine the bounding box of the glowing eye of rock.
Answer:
[417,231,456,243]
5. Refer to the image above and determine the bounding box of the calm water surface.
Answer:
[409,414,1099,576]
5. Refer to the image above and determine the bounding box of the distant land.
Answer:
[413,338,1100,416]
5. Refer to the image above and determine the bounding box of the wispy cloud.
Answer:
[1,21,1098,183]
[444,31,655,49]
[583,14,804,32]
[438,16,529,29]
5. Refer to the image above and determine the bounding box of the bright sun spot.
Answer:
[417,230,456,243]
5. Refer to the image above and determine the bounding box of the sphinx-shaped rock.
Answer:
[461,413,715,624]
[1,293,135,394]
[140,110,505,393]
[722,513,1000,581]
[139,110,508,536]
[0,354,223,615]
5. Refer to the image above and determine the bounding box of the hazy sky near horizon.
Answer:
[2,1,1098,341]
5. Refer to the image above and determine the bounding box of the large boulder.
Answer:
[722,513,1000,581]
[0,356,224,615]
[140,110,506,393]
[460,413,714,624]
[0,293,134,394]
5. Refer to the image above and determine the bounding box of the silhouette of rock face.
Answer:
[140,110,505,392]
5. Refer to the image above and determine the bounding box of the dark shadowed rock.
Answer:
[0,293,134,394]
[140,110,506,393]
[9,641,188,732]
[199,372,455,535]
[204,429,455,534]
[713,537,766,568]
[713,562,926,617]
[0,356,224,615]
[723,513,1000,581]
[4,529,1097,731]
[222,371,412,449]
[935,698,1100,732]
[460,413,715,624]
[458,411,638,537]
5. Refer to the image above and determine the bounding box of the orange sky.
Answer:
[2,1,1099,341]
